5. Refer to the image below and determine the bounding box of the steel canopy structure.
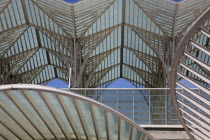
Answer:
[0,0,210,88]
[0,84,154,140]
[170,7,210,140]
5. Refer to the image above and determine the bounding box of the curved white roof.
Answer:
[0,84,154,140]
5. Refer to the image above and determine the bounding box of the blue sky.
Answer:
[64,0,183,2]
[46,78,137,88]
[64,0,80,3]
[172,0,183,1]
[46,78,195,88]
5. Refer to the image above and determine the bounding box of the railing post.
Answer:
[117,89,118,111]
[181,88,183,115]
[165,89,168,125]
[149,89,151,125]
[198,89,201,116]
[133,89,134,121]
[101,89,103,103]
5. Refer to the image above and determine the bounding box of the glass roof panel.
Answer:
[1,0,209,88]
[92,105,107,138]
[0,84,154,139]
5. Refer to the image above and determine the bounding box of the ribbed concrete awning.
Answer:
[0,84,154,140]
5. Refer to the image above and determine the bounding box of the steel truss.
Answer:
[170,7,210,140]
[0,0,209,88]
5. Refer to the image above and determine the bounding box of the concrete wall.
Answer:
[147,130,190,140]
[142,125,190,140]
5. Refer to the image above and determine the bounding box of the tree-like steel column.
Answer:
[72,5,78,88]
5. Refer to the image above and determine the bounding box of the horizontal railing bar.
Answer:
[68,88,171,90]
[140,125,183,128]
[62,88,206,90]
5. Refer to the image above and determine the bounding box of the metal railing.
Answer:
[61,88,181,125]
[62,88,205,126]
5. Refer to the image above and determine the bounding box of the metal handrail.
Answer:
[60,88,205,126]
[63,88,204,90]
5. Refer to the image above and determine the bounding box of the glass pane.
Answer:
[61,96,85,134]
[42,92,73,138]
[134,90,149,124]
[101,90,117,109]
[24,90,62,138]
[77,100,96,136]
[150,89,166,124]
[143,135,151,140]
[108,112,118,140]
[0,91,26,119]
[0,123,17,140]
[132,127,142,140]
[1,91,44,139]
[120,120,131,140]
[8,91,51,139]
[0,108,31,139]
[71,90,85,96]
[118,90,133,120]
[92,106,107,139]
[86,90,101,100]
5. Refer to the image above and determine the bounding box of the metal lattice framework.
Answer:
[0,0,209,88]
[170,7,210,140]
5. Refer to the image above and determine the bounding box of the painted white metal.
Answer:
[201,29,210,38]
[170,8,210,139]
[187,125,206,140]
[177,100,210,123]
[181,109,210,136]
[176,91,210,115]
[176,82,209,104]
[184,52,210,71]
[183,117,210,139]
[190,41,210,56]
[140,125,183,128]
[179,63,210,84]
[68,67,72,89]
[177,73,209,95]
